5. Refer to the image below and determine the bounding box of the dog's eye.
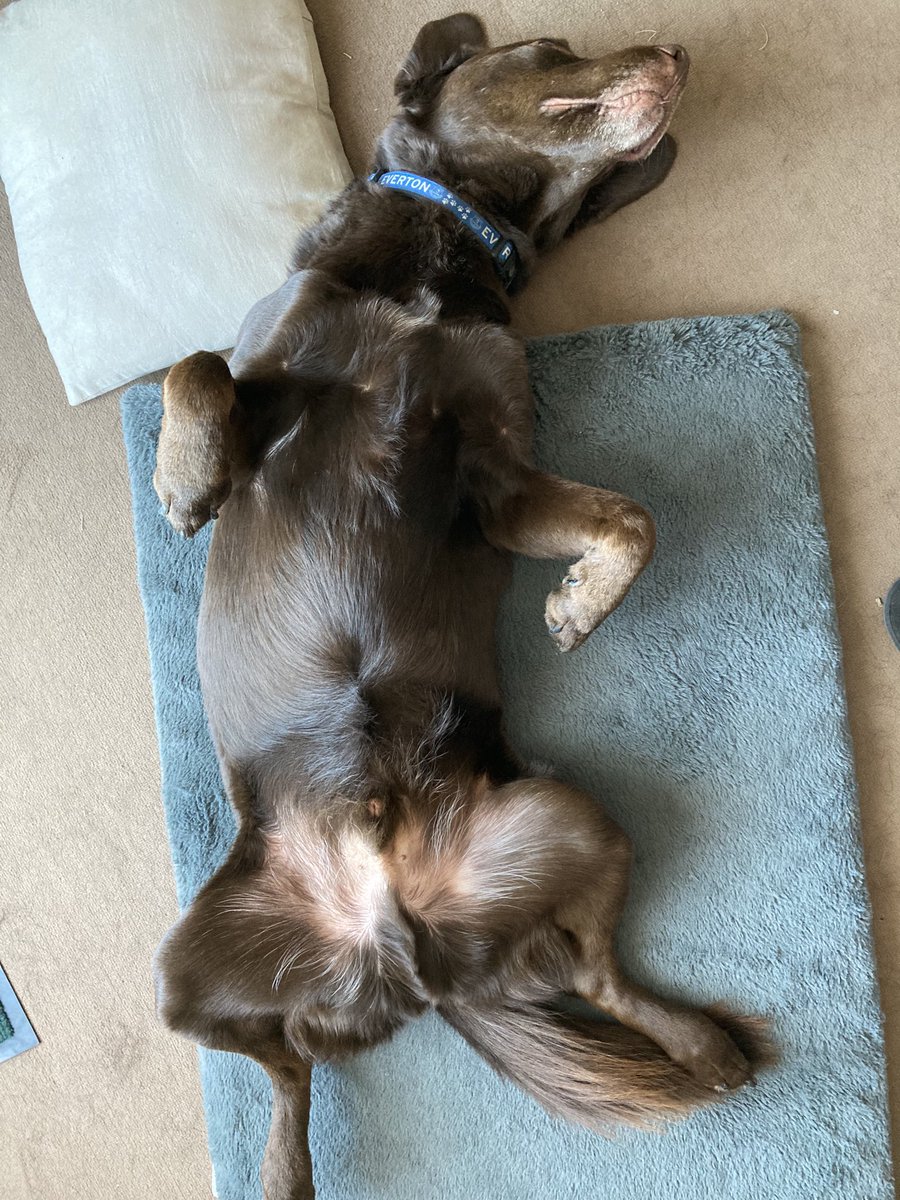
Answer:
[533,37,570,50]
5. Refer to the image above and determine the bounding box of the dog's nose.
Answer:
[657,44,687,62]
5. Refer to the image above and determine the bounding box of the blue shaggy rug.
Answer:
[122,311,894,1200]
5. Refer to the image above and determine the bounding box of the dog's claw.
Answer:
[154,478,231,539]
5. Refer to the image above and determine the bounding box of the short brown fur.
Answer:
[152,18,771,1198]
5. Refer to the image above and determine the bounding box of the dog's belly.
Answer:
[197,307,526,773]
[197,483,510,774]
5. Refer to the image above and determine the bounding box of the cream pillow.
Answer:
[0,0,351,403]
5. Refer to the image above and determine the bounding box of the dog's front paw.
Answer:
[154,421,233,538]
[155,470,231,538]
[544,558,624,652]
[154,350,237,538]
[545,509,655,651]
[545,567,604,652]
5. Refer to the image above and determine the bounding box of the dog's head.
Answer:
[381,14,689,251]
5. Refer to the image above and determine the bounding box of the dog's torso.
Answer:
[183,274,547,1043]
[201,271,532,786]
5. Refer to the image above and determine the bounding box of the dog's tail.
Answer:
[438,999,772,1131]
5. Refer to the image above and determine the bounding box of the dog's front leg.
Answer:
[479,467,655,651]
[154,350,238,537]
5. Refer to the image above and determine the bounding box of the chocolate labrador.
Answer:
[152,16,769,1198]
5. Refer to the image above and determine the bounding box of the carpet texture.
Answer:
[121,310,893,1200]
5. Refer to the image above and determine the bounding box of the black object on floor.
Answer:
[885,579,900,651]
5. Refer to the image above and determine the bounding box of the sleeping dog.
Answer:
[153,16,768,1198]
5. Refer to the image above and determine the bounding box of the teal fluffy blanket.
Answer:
[122,311,893,1199]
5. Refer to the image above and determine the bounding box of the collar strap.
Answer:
[368,169,520,290]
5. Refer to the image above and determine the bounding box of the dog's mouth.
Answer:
[615,97,679,161]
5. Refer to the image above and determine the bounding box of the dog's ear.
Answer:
[395,14,487,117]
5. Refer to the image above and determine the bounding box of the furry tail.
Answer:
[439,1000,773,1131]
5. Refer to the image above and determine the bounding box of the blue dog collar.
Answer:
[368,169,519,290]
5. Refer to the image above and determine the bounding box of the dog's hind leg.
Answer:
[551,796,759,1091]
[456,775,757,1089]
[154,350,239,537]
[476,466,655,650]
[407,774,764,1127]
[155,811,425,1199]
[154,858,321,1199]
[178,1011,314,1200]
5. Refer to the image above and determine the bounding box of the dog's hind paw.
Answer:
[674,1023,753,1093]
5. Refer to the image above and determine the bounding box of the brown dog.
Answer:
[153,17,768,1199]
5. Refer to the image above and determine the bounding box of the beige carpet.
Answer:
[1,2,898,1196]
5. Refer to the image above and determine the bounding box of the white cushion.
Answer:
[0,0,351,404]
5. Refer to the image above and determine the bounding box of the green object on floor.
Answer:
[0,963,39,1063]
[0,1000,13,1043]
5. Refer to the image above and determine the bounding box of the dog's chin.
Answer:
[615,73,685,162]
[617,115,673,162]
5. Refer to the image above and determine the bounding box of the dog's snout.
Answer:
[656,44,688,63]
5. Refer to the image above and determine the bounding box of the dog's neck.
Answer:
[374,116,544,248]
[367,170,521,290]
[289,120,548,325]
